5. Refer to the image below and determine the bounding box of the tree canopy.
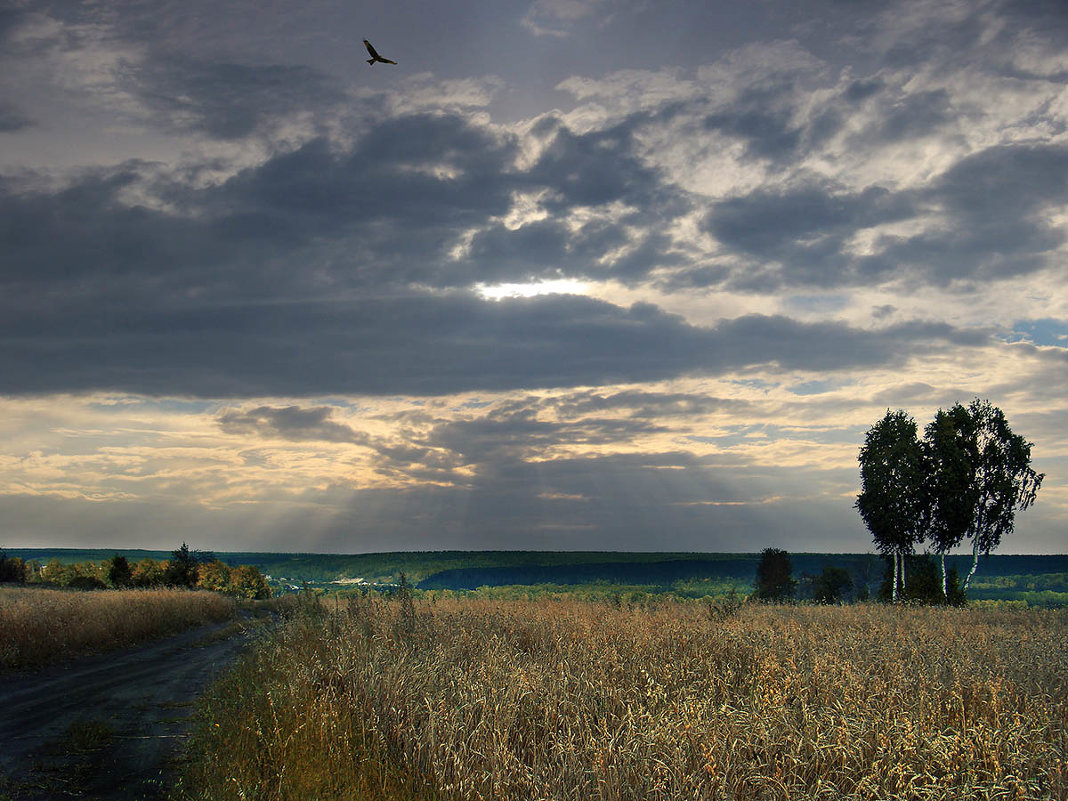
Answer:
[754,548,797,601]
[857,399,1043,600]
[855,409,930,600]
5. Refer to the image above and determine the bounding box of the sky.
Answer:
[1,0,1066,555]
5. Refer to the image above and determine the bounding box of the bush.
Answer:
[0,550,26,584]
[813,566,853,604]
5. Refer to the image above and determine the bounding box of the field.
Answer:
[0,586,236,672]
[176,596,1068,801]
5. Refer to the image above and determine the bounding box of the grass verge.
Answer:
[0,586,236,672]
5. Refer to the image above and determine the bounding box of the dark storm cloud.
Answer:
[0,279,988,397]
[2,102,689,312]
[862,143,1068,282]
[857,88,953,144]
[212,114,518,237]
[0,101,33,132]
[526,119,675,212]
[700,182,916,288]
[1,112,520,297]
[697,142,1068,289]
[0,4,26,42]
[0,49,1038,401]
[465,219,571,283]
[703,81,805,163]
[424,404,666,466]
[133,58,342,140]
[217,405,366,443]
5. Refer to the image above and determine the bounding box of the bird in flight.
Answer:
[363,39,397,66]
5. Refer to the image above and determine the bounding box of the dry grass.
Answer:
[178,598,1068,801]
[0,586,236,672]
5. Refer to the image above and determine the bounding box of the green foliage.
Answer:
[877,555,966,605]
[197,560,232,593]
[104,554,133,588]
[856,409,929,560]
[859,400,1044,596]
[164,542,199,588]
[227,565,272,600]
[813,566,853,604]
[132,558,166,587]
[754,548,796,601]
[0,549,27,583]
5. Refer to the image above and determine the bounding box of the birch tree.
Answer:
[947,399,1043,592]
[855,410,929,601]
[923,404,975,598]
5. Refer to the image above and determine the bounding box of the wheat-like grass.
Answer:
[0,586,236,672]
[179,598,1068,801]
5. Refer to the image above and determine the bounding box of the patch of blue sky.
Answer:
[687,423,860,447]
[88,396,217,414]
[1003,318,1068,347]
[789,379,837,395]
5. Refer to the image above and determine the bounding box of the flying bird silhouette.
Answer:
[363,39,397,66]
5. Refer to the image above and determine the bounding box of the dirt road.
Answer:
[0,614,267,800]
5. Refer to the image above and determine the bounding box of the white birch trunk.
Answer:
[892,552,900,602]
[964,536,981,592]
[900,552,906,599]
[940,552,948,599]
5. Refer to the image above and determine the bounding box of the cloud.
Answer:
[0,271,991,397]
[217,405,367,443]
[132,58,343,140]
[0,101,33,132]
[521,0,615,37]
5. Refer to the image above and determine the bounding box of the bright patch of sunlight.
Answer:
[475,279,591,300]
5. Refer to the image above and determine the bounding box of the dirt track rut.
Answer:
[0,614,265,800]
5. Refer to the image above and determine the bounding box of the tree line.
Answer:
[752,547,967,605]
[0,543,271,600]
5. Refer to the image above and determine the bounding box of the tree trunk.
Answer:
[900,552,906,600]
[964,536,981,592]
[940,552,948,599]
[892,552,900,602]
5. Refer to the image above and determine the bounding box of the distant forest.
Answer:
[8,548,1068,604]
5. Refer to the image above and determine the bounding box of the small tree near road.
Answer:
[163,543,199,588]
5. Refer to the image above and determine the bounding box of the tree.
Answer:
[878,554,965,605]
[163,543,199,588]
[228,565,271,600]
[0,549,26,583]
[859,399,1043,600]
[104,555,133,588]
[813,566,853,604]
[197,560,232,593]
[856,410,930,601]
[754,548,796,601]
[944,399,1043,591]
[923,404,976,597]
[132,558,165,587]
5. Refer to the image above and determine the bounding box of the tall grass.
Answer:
[178,598,1068,801]
[0,586,236,672]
